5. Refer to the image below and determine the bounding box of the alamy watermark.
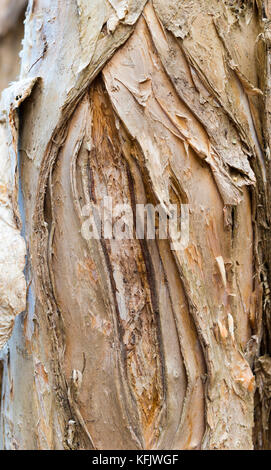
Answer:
[81,197,189,251]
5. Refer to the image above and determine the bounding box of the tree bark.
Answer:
[0,0,271,450]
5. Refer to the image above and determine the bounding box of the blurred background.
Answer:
[0,0,27,94]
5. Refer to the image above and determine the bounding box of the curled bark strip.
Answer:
[0,78,38,350]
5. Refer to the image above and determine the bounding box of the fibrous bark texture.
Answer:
[0,0,271,450]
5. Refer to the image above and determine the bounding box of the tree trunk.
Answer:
[0,0,271,450]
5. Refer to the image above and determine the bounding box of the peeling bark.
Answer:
[0,0,271,450]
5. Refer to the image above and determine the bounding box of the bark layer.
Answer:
[0,0,271,450]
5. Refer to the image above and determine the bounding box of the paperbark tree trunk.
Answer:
[0,0,271,450]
